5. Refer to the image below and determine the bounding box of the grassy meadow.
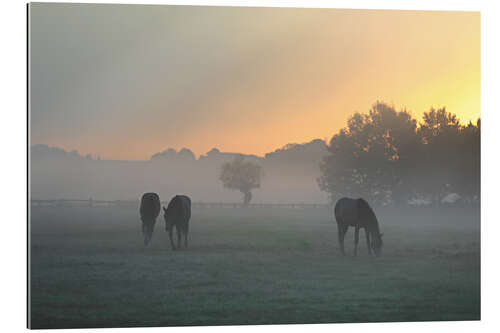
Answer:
[29,204,480,328]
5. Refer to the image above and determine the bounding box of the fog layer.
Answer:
[30,140,328,203]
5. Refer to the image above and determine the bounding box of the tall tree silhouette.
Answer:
[457,119,480,201]
[417,108,480,202]
[417,107,462,201]
[319,102,480,205]
[319,102,419,204]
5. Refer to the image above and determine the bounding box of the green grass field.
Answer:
[29,204,480,329]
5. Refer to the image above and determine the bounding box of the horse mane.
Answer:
[357,198,380,235]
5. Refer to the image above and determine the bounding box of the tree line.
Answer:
[221,101,480,206]
[318,102,480,206]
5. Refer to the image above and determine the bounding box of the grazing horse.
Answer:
[334,197,383,257]
[140,192,161,246]
[163,195,191,250]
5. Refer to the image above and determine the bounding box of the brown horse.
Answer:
[139,193,161,246]
[163,195,191,250]
[334,197,383,257]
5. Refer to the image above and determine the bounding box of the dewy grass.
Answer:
[29,205,480,328]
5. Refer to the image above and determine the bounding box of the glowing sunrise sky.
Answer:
[29,4,480,160]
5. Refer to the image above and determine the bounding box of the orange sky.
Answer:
[30,5,480,160]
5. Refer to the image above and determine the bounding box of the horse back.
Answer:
[335,197,369,227]
[167,195,191,229]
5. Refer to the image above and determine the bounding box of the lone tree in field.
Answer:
[219,156,263,206]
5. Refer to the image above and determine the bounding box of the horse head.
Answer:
[371,232,383,257]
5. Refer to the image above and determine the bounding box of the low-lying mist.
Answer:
[30,140,329,203]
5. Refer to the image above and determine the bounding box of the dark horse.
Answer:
[140,192,161,246]
[163,195,191,250]
[334,197,383,257]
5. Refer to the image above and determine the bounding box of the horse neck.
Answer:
[366,220,380,237]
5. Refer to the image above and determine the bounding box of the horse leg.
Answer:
[337,223,347,256]
[354,226,360,257]
[143,223,153,246]
[177,226,182,249]
[365,229,372,256]
[169,228,176,251]
[185,222,189,248]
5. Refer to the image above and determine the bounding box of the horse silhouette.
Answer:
[163,195,191,250]
[334,197,383,257]
[139,192,161,246]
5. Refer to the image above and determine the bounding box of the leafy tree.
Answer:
[220,156,263,205]
[318,128,364,202]
[416,107,463,201]
[178,148,196,161]
[319,102,480,206]
[318,102,420,205]
[458,119,480,201]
